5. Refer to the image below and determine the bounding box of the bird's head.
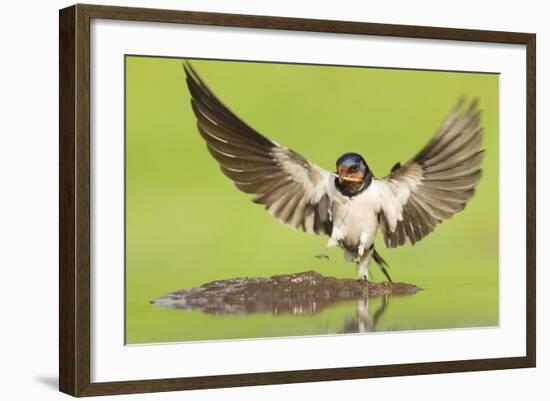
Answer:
[335,153,372,195]
[336,153,369,183]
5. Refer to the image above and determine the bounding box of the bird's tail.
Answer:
[373,248,392,283]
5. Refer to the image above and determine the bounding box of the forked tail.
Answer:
[373,247,392,283]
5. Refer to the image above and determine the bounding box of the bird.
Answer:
[183,62,484,283]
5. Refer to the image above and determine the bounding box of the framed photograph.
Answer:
[59,4,536,397]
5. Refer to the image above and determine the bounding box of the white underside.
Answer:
[327,185,381,277]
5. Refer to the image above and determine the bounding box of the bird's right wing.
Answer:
[184,63,335,235]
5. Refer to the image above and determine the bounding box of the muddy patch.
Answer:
[152,271,420,315]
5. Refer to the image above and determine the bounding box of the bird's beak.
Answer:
[337,167,363,183]
[339,175,363,183]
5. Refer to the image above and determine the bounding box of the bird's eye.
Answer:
[350,164,358,172]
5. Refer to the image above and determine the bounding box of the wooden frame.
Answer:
[59,3,536,397]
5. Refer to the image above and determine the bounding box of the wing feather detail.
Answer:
[184,63,334,235]
[374,100,485,248]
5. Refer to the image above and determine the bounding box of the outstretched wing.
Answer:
[372,100,484,248]
[184,63,335,235]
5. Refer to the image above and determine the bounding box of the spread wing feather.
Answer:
[373,100,485,248]
[184,63,334,235]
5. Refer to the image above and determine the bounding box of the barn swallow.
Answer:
[183,63,484,283]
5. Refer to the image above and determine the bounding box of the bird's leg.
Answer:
[357,247,374,283]
[315,237,338,260]
[357,233,368,257]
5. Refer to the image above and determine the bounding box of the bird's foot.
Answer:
[358,275,369,285]
[315,252,329,260]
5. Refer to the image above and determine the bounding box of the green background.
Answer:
[125,56,499,344]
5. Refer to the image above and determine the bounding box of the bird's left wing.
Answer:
[371,100,484,248]
[184,63,335,235]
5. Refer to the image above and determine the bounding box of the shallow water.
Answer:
[126,284,498,344]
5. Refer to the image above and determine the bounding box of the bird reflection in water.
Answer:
[343,295,389,333]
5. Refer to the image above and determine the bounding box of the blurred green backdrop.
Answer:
[125,56,499,344]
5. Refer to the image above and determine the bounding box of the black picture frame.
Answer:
[59,3,536,396]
